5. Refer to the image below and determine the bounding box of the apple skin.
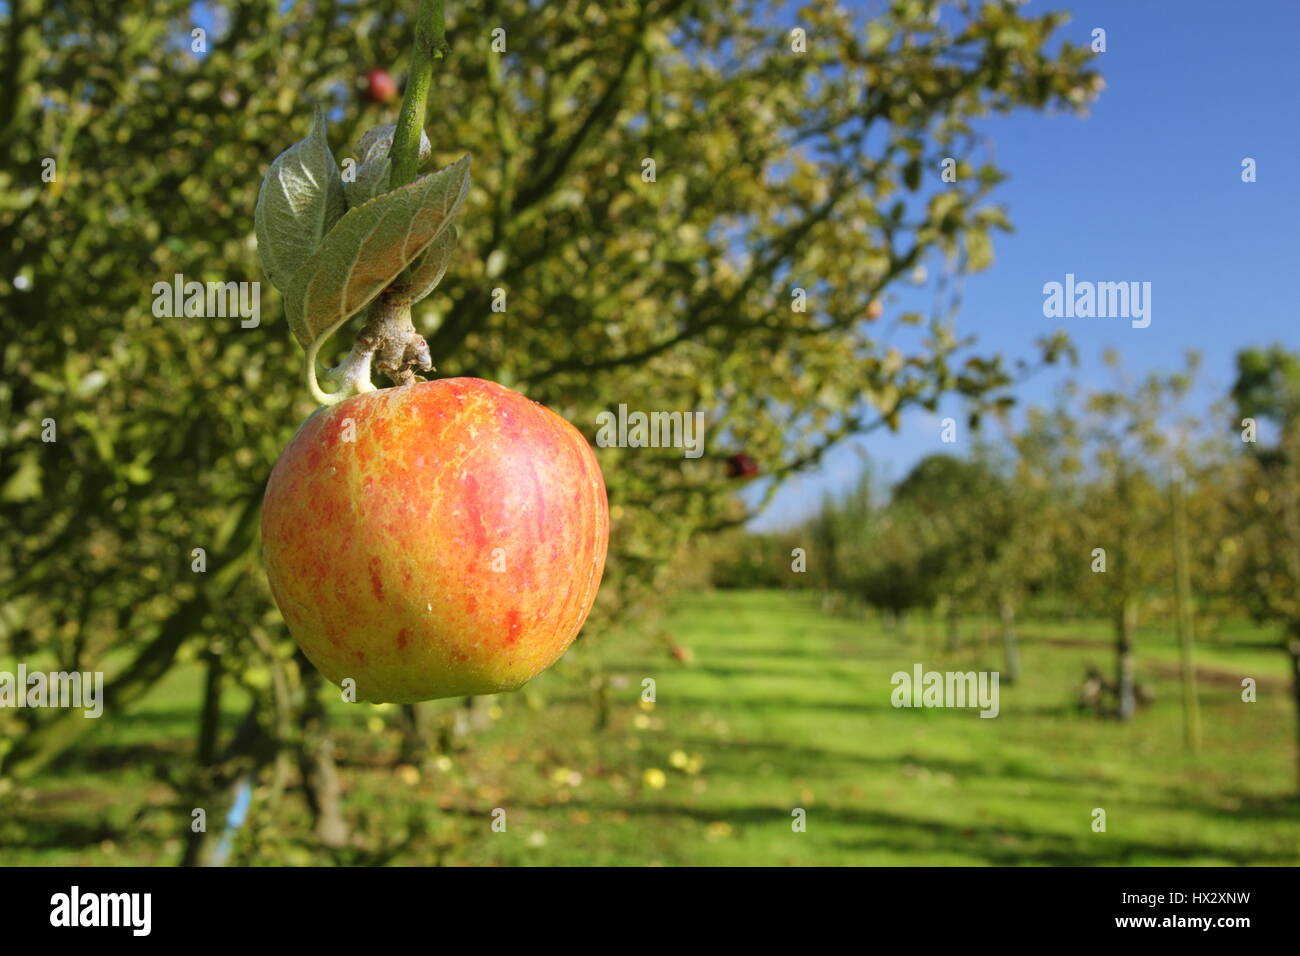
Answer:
[261,377,609,703]
[366,67,398,104]
[725,452,759,479]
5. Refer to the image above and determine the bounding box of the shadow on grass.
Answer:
[818,806,1296,865]
[544,795,1295,865]
[679,664,864,680]
[666,736,1100,789]
[2,815,121,852]
[1143,789,1300,825]
[663,695,899,717]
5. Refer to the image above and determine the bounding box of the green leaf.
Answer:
[254,108,345,293]
[965,227,993,272]
[357,125,396,164]
[357,124,430,166]
[407,225,458,304]
[1,452,42,502]
[866,22,892,54]
[343,125,432,209]
[343,156,392,209]
[284,156,470,350]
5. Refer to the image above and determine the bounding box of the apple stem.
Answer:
[309,0,448,407]
[308,292,434,404]
[309,339,376,406]
[362,290,435,387]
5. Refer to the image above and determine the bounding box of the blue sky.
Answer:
[748,0,1300,530]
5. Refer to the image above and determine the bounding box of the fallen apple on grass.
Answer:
[261,377,609,703]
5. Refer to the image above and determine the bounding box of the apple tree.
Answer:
[0,0,1100,856]
[1229,345,1300,789]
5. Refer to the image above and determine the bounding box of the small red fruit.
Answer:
[262,378,609,703]
[367,67,398,104]
[725,452,759,479]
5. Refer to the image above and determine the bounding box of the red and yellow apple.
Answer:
[261,377,609,703]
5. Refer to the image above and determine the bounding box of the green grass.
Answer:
[3,589,1298,865]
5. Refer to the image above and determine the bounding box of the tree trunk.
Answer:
[1171,473,1200,751]
[593,677,610,731]
[398,702,437,769]
[1287,632,1300,795]
[196,649,223,765]
[999,598,1020,685]
[183,650,226,867]
[181,702,277,866]
[297,660,349,849]
[1115,598,1137,720]
[182,772,253,867]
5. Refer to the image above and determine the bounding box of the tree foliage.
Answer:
[0,0,1098,800]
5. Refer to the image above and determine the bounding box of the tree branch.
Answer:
[390,0,448,190]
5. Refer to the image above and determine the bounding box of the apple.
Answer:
[725,452,759,479]
[865,299,883,321]
[261,377,609,703]
[366,67,398,104]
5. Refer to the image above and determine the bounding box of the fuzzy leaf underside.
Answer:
[254,108,345,293]
[343,156,392,209]
[284,155,471,350]
[344,126,433,209]
[406,225,459,305]
[359,124,432,166]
